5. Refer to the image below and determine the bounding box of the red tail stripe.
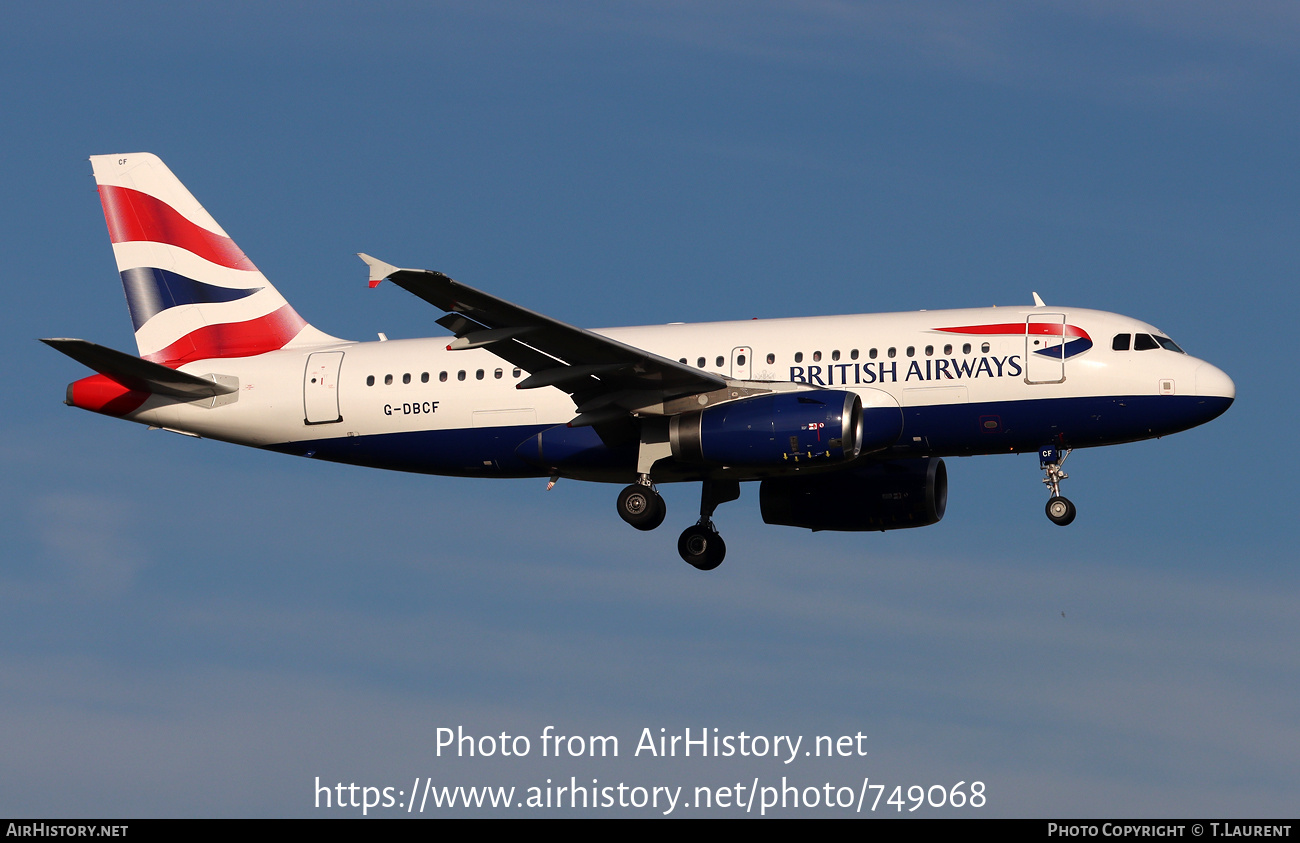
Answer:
[143,305,308,368]
[98,185,258,272]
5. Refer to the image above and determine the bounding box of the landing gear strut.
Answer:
[1039,445,1076,527]
[678,480,739,570]
[617,475,666,531]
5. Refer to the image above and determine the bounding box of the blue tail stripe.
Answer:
[119,267,262,330]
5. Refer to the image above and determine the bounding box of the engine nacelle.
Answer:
[759,457,948,531]
[669,390,872,467]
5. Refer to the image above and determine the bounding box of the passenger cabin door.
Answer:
[1024,314,1066,384]
[304,351,344,424]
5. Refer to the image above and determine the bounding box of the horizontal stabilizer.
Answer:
[41,338,238,399]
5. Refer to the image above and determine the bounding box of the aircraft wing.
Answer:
[360,255,727,417]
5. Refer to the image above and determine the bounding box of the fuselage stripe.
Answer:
[934,322,1091,339]
[934,322,1094,359]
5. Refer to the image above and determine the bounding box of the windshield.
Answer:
[1154,335,1185,354]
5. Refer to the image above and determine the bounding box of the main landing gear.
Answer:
[1039,445,1076,527]
[677,480,740,571]
[616,476,666,531]
[615,477,739,571]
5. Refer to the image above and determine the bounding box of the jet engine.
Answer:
[759,457,947,531]
[668,390,901,467]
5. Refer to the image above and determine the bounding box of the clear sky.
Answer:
[2,1,1295,817]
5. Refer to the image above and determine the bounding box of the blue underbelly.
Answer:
[265,394,1232,477]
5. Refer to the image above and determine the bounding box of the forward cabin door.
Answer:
[1024,314,1066,384]
[304,351,344,424]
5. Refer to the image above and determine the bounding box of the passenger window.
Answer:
[715,356,724,367]
[439,371,448,383]
[457,371,466,381]
[850,349,859,360]
[943,344,952,355]
[795,352,803,363]
[697,357,706,367]
[766,353,775,364]
[679,358,687,364]
[1134,334,1159,351]
[832,350,840,361]
[402,373,411,384]
[869,348,878,359]
[736,354,746,366]
[476,369,485,380]
[906,346,915,357]
[887,348,896,358]
[924,345,933,357]
[1112,333,1131,351]
[513,368,521,378]
[366,375,375,386]
[813,351,821,362]
[981,342,990,353]
[421,372,429,383]
[494,368,503,379]
[384,374,393,385]
[962,343,971,354]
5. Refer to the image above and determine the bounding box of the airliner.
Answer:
[46,153,1235,570]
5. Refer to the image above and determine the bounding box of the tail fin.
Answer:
[90,153,340,367]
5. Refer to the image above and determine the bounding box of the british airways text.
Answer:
[790,355,1023,386]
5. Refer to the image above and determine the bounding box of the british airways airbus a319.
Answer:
[46,153,1235,570]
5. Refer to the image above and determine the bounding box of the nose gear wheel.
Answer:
[1046,496,1076,526]
[1039,445,1076,527]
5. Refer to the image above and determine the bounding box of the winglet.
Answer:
[358,253,401,288]
[1032,291,1046,307]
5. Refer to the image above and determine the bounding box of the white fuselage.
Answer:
[115,304,1234,483]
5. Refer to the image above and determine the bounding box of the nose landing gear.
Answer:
[1040,445,1076,526]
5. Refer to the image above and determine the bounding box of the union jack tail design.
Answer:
[91,153,339,367]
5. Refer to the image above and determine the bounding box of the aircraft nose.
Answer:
[1195,361,1235,400]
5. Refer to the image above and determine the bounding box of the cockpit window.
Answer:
[1115,332,1184,353]
[1134,333,1159,351]
[1154,335,1185,353]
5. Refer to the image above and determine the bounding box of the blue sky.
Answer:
[2,1,1296,817]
